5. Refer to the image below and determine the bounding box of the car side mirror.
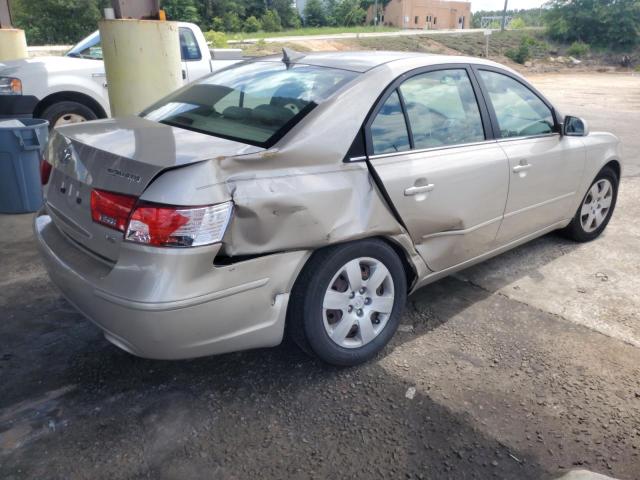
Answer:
[563,116,589,137]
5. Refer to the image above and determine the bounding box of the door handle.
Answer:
[513,163,532,173]
[404,184,435,196]
[182,69,187,80]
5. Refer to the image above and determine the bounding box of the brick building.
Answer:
[367,0,472,30]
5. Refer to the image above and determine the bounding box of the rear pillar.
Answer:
[99,19,182,117]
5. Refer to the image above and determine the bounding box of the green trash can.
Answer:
[0,118,49,213]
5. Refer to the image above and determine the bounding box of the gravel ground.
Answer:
[1,73,639,480]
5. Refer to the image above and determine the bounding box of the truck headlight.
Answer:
[0,77,22,95]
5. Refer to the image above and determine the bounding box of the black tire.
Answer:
[288,239,407,366]
[561,166,619,242]
[40,101,97,130]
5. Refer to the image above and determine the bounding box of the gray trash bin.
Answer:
[0,118,49,213]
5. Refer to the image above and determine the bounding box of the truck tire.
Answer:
[41,101,97,130]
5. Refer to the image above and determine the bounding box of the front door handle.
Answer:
[404,184,435,196]
[182,69,187,80]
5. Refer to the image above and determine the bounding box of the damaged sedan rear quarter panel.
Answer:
[139,53,431,265]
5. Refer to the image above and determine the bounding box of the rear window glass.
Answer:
[142,61,359,147]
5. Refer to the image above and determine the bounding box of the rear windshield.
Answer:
[142,61,359,148]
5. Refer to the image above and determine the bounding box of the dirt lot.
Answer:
[1,72,639,480]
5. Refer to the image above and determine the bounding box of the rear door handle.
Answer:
[513,163,532,173]
[404,184,435,196]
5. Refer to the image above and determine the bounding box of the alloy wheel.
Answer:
[580,179,613,233]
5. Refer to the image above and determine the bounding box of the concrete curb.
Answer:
[555,470,619,480]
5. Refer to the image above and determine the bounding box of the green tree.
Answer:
[211,17,225,32]
[223,11,243,32]
[471,8,546,29]
[509,17,526,29]
[244,15,262,32]
[332,0,367,26]
[203,30,228,47]
[304,0,327,27]
[260,9,282,31]
[546,0,640,49]
[11,0,105,44]
[161,0,200,23]
[271,0,302,28]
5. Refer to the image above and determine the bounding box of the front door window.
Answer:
[479,70,555,138]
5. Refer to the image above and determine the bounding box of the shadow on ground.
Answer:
[0,247,559,479]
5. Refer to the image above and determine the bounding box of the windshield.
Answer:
[66,31,102,60]
[141,61,359,148]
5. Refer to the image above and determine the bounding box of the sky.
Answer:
[470,0,546,12]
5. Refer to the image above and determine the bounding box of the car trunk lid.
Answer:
[44,116,262,262]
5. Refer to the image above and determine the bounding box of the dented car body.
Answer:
[35,52,622,365]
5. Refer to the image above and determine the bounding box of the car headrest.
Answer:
[222,106,251,120]
[252,104,295,126]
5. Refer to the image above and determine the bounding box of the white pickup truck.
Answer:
[0,22,242,128]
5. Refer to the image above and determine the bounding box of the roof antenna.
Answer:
[282,47,303,68]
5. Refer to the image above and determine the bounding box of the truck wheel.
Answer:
[288,239,407,366]
[41,101,97,129]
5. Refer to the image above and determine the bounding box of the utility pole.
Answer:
[100,0,182,116]
[501,0,508,31]
[0,0,28,61]
[374,0,378,28]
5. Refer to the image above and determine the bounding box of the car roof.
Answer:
[255,50,515,74]
[256,51,424,72]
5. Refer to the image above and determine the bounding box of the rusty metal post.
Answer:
[110,0,161,20]
[0,0,13,28]
[0,0,28,61]
[101,0,180,116]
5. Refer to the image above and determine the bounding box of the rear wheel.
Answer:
[288,239,407,366]
[561,167,619,242]
[41,101,97,130]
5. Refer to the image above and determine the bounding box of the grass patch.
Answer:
[566,41,590,57]
[433,30,550,59]
[228,25,399,41]
[353,35,456,55]
[241,41,313,57]
[346,29,551,60]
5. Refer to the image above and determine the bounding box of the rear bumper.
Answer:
[34,209,310,359]
[0,94,38,118]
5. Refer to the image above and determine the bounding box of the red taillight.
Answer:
[90,189,137,232]
[126,202,233,247]
[126,206,190,246]
[40,159,52,185]
[89,188,233,247]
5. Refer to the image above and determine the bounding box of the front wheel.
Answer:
[288,239,407,366]
[561,166,619,242]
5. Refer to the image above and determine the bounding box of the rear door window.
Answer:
[399,69,485,149]
[370,91,411,155]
